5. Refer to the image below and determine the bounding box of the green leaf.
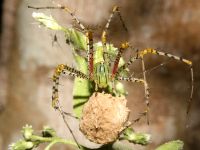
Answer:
[32,12,63,30]
[72,53,91,118]
[155,140,184,150]
[9,140,34,150]
[32,12,87,51]
[64,28,87,51]
[121,127,151,145]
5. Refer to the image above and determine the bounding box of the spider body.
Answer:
[29,5,194,123]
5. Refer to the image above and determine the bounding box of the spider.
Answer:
[28,5,194,124]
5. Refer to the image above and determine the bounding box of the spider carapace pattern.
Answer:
[28,5,194,124]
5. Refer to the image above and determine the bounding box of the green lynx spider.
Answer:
[28,5,194,124]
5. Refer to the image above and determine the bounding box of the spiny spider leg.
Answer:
[116,48,194,122]
[56,101,81,149]
[111,42,129,79]
[115,56,141,81]
[86,31,94,79]
[116,49,141,77]
[110,44,150,122]
[116,76,148,85]
[135,60,173,76]
[127,111,147,129]
[117,75,150,124]
[132,111,148,124]
[28,5,86,30]
[52,64,89,109]
[101,6,128,66]
[28,5,94,79]
[138,48,194,116]
[119,111,147,136]
[102,6,128,46]
[141,57,150,124]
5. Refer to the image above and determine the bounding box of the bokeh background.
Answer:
[0,0,200,149]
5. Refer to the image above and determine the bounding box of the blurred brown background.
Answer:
[0,0,200,150]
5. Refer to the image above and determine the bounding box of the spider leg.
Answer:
[127,111,147,128]
[102,6,128,46]
[53,5,94,79]
[132,111,148,124]
[28,5,86,30]
[117,76,150,124]
[111,42,129,79]
[28,5,94,79]
[52,64,89,109]
[51,5,94,79]
[116,76,148,85]
[101,6,128,66]
[115,48,140,77]
[140,57,150,124]
[115,49,150,123]
[120,111,147,135]
[138,48,194,116]
[116,56,140,77]
[86,31,94,79]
